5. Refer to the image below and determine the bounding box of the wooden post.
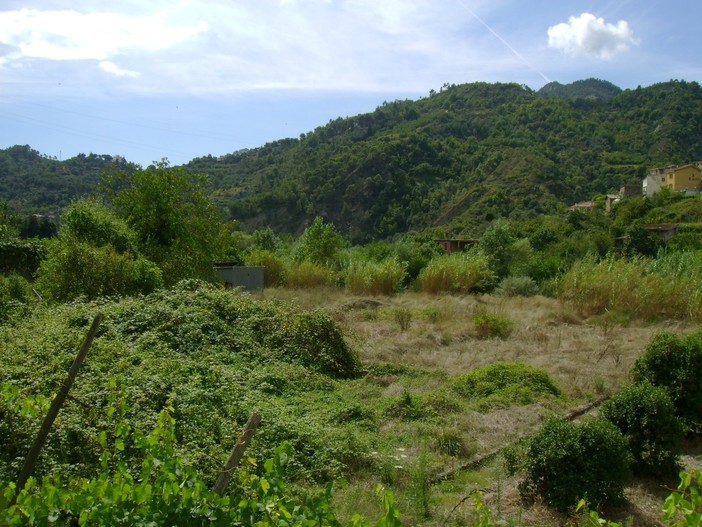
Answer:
[212,412,262,495]
[13,313,104,501]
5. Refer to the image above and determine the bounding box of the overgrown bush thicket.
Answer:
[600,381,683,477]
[36,239,163,301]
[0,281,360,484]
[470,307,514,340]
[245,248,287,287]
[494,275,539,297]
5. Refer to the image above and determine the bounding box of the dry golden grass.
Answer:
[263,286,700,526]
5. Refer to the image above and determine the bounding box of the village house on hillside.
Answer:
[643,162,702,197]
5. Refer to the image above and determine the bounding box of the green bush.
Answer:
[471,306,513,339]
[0,281,361,484]
[631,330,702,428]
[418,252,495,294]
[0,274,36,322]
[451,362,560,411]
[600,381,683,477]
[515,416,631,513]
[292,216,345,265]
[0,238,48,277]
[280,309,360,378]
[36,239,163,301]
[60,198,138,253]
[494,275,539,297]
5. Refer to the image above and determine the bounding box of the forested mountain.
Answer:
[2,79,702,243]
[188,79,702,243]
[0,146,134,215]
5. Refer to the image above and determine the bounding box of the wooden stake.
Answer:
[213,412,262,495]
[13,313,104,501]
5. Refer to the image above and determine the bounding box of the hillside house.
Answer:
[643,163,702,196]
[434,239,477,254]
[567,201,598,212]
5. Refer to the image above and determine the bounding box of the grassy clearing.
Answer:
[1,283,698,526]
[263,286,699,526]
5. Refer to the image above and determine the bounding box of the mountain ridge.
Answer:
[2,79,702,243]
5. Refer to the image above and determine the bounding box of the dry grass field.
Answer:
[263,287,701,527]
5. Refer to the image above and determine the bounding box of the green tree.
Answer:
[0,199,18,240]
[477,219,515,283]
[292,216,346,266]
[101,161,226,284]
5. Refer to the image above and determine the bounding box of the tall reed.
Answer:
[418,252,495,294]
[286,260,336,289]
[345,259,406,296]
[558,253,702,321]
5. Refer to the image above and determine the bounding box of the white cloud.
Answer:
[547,12,637,59]
[0,1,549,96]
[0,7,208,62]
[99,60,139,77]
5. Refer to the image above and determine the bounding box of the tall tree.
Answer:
[100,161,226,284]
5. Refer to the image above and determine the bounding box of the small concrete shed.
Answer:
[214,263,265,292]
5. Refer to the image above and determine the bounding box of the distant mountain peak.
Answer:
[537,78,622,100]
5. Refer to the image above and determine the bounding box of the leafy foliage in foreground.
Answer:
[0,281,360,484]
[0,393,403,527]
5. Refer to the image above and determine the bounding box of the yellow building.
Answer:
[643,163,702,196]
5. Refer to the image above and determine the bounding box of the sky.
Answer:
[1,0,700,167]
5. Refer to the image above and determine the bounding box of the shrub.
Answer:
[60,198,137,253]
[600,381,683,477]
[292,216,345,265]
[631,330,702,428]
[471,306,513,339]
[515,416,631,512]
[418,252,495,294]
[393,308,412,331]
[36,239,163,301]
[494,275,539,297]
[0,238,47,276]
[280,309,360,378]
[345,258,406,295]
[451,362,560,411]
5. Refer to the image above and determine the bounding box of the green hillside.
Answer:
[188,79,702,243]
[2,79,702,243]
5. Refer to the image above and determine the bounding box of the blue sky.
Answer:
[1,0,700,167]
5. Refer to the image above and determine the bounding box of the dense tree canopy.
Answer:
[100,162,227,284]
[2,79,702,244]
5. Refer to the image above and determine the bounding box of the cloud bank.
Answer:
[547,12,637,59]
